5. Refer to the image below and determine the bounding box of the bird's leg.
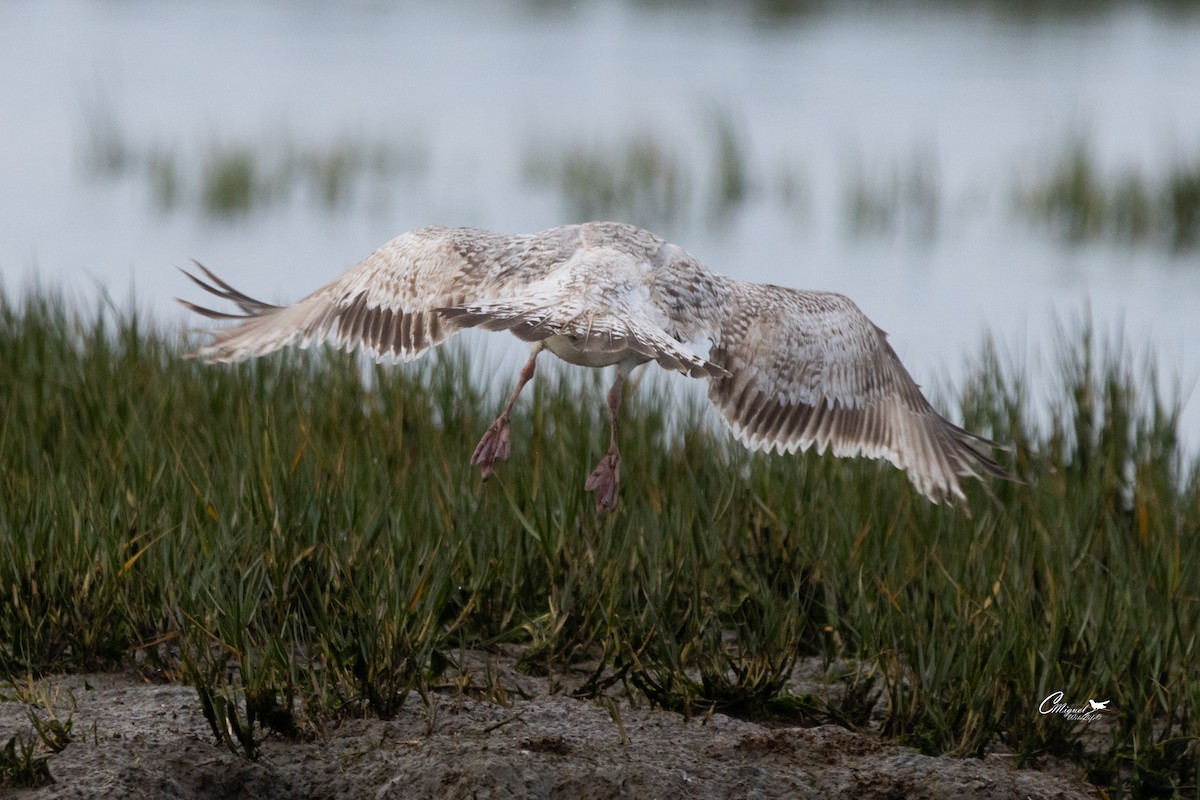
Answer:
[585,363,632,513]
[471,346,541,479]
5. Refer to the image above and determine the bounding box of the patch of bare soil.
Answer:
[2,667,1099,800]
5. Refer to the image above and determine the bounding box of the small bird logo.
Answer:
[1088,699,1111,711]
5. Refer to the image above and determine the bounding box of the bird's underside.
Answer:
[179,221,1014,512]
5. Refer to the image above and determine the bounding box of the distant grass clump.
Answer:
[1017,137,1200,250]
[82,104,425,218]
[1,289,1198,792]
[524,110,754,231]
[844,148,941,241]
[526,133,690,230]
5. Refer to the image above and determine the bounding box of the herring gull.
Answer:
[179,221,1012,511]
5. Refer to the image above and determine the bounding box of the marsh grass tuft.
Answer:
[1,288,1198,794]
[0,677,75,788]
[0,733,54,790]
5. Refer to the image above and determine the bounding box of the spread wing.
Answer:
[180,224,595,363]
[705,283,1011,504]
[179,222,722,378]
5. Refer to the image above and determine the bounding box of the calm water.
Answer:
[3,1,1199,448]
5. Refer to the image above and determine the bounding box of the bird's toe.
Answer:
[471,417,512,478]
[585,452,622,513]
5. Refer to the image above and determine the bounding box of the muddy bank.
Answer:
[1,669,1098,800]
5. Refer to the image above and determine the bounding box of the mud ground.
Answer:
[2,657,1099,800]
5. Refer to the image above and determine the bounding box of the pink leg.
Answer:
[471,347,541,479]
[585,364,631,513]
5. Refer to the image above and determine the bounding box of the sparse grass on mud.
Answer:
[1,290,1198,795]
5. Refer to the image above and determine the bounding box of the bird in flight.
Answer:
[179,222,1011,512]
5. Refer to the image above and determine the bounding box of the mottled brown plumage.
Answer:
[180,221,1012,510]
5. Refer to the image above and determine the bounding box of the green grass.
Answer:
[1,289,1198,794]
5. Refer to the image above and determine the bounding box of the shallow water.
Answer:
[2,0,1198,448]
